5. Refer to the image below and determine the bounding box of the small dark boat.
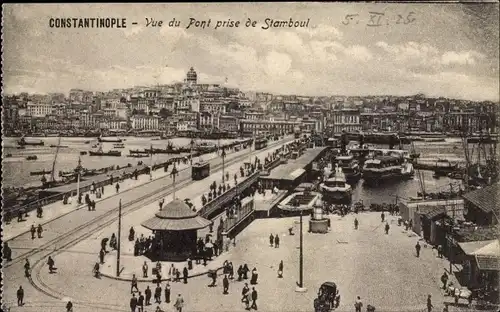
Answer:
[127,154,149,158]
[26,155,38,160]
[50,145,68,148]
[30,170,52,176]
[129,149,151,155]
[80,151,88,155]
[89,150,122,157]
[17,146,26,149]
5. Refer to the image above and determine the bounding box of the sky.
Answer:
[3,3,499,101]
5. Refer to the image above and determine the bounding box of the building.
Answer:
[26,102,53,117]
[240,119,300,136]
[218,115,239,133]
[330,108,362,133]
[131,115,159,130]
[463,183,500,226]
[186,67,198,85]
[199,111,217,131]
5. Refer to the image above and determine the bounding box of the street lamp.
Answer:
[190,139,195,166]
[221,148,227,185]
[75,157,83,206]
[149,144,154,181]
[170,163,179,200]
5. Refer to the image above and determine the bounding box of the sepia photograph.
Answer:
[1,3,499,312]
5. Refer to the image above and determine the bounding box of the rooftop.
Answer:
[462,183,500,214]
[141,199,211,231]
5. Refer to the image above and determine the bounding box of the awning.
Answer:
[458,239,500,256]
[476,255,500,271]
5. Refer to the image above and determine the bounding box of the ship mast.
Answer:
[50,136,62,182]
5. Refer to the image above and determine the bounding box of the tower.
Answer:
[186,67,197,85]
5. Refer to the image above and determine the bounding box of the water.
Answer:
[2,136,238,188]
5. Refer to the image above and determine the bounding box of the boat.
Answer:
[129,149,151,155]
[127,154,149,158]
[319,166,352,204]
[97,135,122,143]
[50,145,68,148]
[433,159,457,177]
[84,141,91,144]
[113,143,125,148]
[334,154,361,184]
[18,136,44,146]
[401,161,415,180]
[362,155,408,185]
[80,151,88,155]
[26,155,38,161]
[17,146,26,149]
[89,150,122,157]
[30,170,52,176]
[6,153,13,157]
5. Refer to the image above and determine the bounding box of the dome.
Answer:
[155,199,197,219]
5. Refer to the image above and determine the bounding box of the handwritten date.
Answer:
[342,12,416,26]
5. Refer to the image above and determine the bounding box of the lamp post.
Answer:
[170,163,179,200]
[190,139,194,166]
[221,148,226,185]
[75,157,83,206]
[116,199,122,277]
[149,144,154,181]
[295,199,306,292]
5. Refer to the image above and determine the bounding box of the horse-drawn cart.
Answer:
[314,282,339,312]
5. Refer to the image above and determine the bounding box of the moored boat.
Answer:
[98,135,122,143]
[30,169,52,176]
[18,137,44,146]
[334,154,361,184]
[80,151,88,155]
[89,150,122,157]
[362,155,407,185]
[113,143,125,148]
[26,155,38,160]
[433,159,457,177]
[127,154,149,158]
[319,167,352,204]
[50,145,68,148]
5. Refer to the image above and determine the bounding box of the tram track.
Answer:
[6,138,291,268]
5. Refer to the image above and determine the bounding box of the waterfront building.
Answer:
[27,102,54,117]
[199,111,217,131]
[131,115,159,130]
[463,183,500,226]
[218,115,239,132]
[240,119,300,135]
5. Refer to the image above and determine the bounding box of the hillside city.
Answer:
[2,67,499,138]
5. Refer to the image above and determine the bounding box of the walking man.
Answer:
[174,294,184,312]
[354,218,359,230]
[145,286,152,306]
[269,234,274,247]
[441,272,449,290]
[99,248,105,264]
[30,225,36,240]
[274,234,280,248]
[154,284,162,304]
[164,281,171,303]
[142,261,148,278]
[223,275,229,294]
[183,266,189,284]
[427,294,433,312]
[381,211,385,223]
[24,258,31,278]
[354,296,363,312]
[116,183,120,193]
[278,260,283,278]
[47,256,56,273]
[384,222,390,234]
[130,294,138,312]
[251,287,258,310]
[37,224,43,238]
[131,274,139,294]
[416,241,422,258]
[137,292,145,312]
[17,286,24,306]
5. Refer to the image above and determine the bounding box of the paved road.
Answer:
[3,137,295,311]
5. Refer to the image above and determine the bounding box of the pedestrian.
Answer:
[24,258,31,278]
[154,284,162,303]
[93,262,100,278]
[30,224,36,240]
[131,274,139,294]
[381,211,385,222]
[274,234,280,248]
[174,294,184,312]
[251,287,258,310]
[237,265,244,281]
[159,198,164,211]
[47,256,56,273]
[437,245,443,258]
[143,261,148,278]
[183,267,188,284]
[36,224,43,238]
[250,267,258,285]
[416,241,422,258]
[241,283,250,309]
[223,274,229,294]
[269,234,274,247]
[243,264,249,279]
[427,294,433,312]
[441,272,449,290]
[130,293,138,312]
[354,218,359,230]
[164,281,171,303]
[145,286,152,306]
[17,286,24,306]
[66,301,73,312]
[175,268,181,283]
[137,292,145,312]
[354,296,363,312]
[99,248,105,264]
[37,206,43,218]
[228,262,234,279]
[116,182,120,193]
[384,222,390,234]
[278,260,283,278]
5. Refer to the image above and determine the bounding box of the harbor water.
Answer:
[2,136,472,206]
[2,136,238,188]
